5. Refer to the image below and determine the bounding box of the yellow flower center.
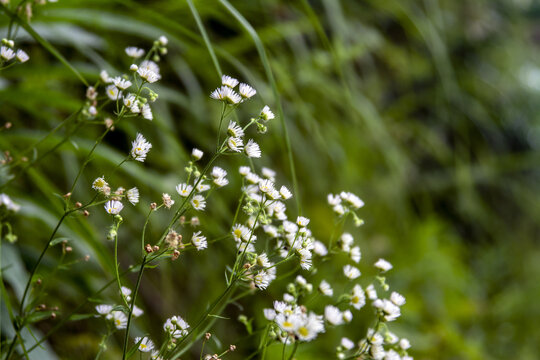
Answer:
[298,327,309,337]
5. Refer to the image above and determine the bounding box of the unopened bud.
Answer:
[145,244,153,253]
[36,279,42,285]
[229,345,236,352]
[130,64,138,71]
[63,192,72,198]
[205,333,212,340]
[172,249,180,260]
[75,202,82,208]
[153,245,159,252]
[150,202,157,210]
[65,246,72,253]
[51,313,56,319]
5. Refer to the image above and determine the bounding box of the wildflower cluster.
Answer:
[0,38,28,69]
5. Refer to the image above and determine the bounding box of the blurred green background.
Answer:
[1,0,540,359]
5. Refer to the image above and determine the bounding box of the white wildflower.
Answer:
[258,179,274,194]
[351,284,366,310]
[95,304,113,315]
[113,77,132,90]
[260,105,274,121]
[324,305,343,326]
[106,85,121,100]
[190,195,206,211]
[390,292,406,307]
[125,47,145,58]
[341,337,355,350]
[319,280,333,296]
[244,139,261,158]
[16,49,29,63]
[210,86,241,104]
[343,265,361,280]
[0,46,15,61]
[162,193,175,208]
[221,75,239,88]
[142,104,153,120]
[104,200,123,215]
[227,121,244,138]
[350,246,361,263]
[135,337,154,352]
[131,133,152,162]
[374,258,393,273]
[191,231,207,250]
[238,83,256,98]
[111,311,127,329]
[127,187,139,205]
[192,148,203,160]
[227,136,243,152]
[176,183,193,197]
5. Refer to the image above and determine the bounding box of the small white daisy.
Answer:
[190,195,206,211]
[318,280,333,296]
[279,186,292,200]
[260,105,274,121]
[324,305,343,326]
[131,133,152,162]
[343,265,361,280]
[350,284,366,310]
[162,193,175,208]
[176,183,193,197]
[104,200,123,215]
[192,148,203,160]
[0,46,15,61]
[125,47,145,58]
[111,311,127,329]
[106,85,121,100]
[127,187,139,205]
[222,75,239,88]
[244,139,261,158]
[113,76,132,90]
[374,258,393,273]
[191,231,207,250]
[238,83,256,98]
[227,121,244,138]
[227,136,243,152]
[135,336,154,352]
[141,104,153,120]
[16,49,29,63]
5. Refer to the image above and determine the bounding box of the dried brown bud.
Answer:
[51,312,57,319]
[38,304,46,311]
[4,122,12,129]
[153,245,159,252]
[65,246,72,253]
[205,333,212,340]
[36,278,42,285]
[83,210,90,217]
[21,156,28,162]
[172,249,180,260]
[229,345,236,352]
[63,192,72,198]
[300,305,307,313]
[243,263,251,269]
[150,202,157,210]
[145,244,153,253]
[52,306,59,311]
[190,217,200,226]
[104,118,114,130]
[84,255,90,261]
[75,202,82,208]
[179,216,186,225]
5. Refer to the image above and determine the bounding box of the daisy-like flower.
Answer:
[0,46,15,61]
[191,231,207,250]
[340,191,364,209]
[246,172,260,184]
[100,70,112,83]
[106,84,121,100]
[239,166,251,176]
[319,280,333,296]
[190,195,206,211]
[196,182,210,193]
[104,200,123,215]
[399,338,411,350]
[343,265,361,280]
[275,313,301,332]
[95,304,113,315]
[279,186,292,200]
[16,49,29,63]
[374,258,393,273]
[127,187,139,205]
[164,315,190,338]
[341,337,355,350]
[211,166,227,179]
[390,292,406,306]
[140,60,161,78]
[244,139,261,158]
[132,305,144,317]
[227,136,243,152]
[176,183,193,197]
[232,224,249,241]
[262,167,276,179]
[162,193,175,208]
[210,86,242,104]
[113,77,132,90]
[123,94,140,113]
[366,284,378,300]
[111,310,128,329]
[350,246,361,263]
[343,310,353,322]
[373,299,401,322]
[254,271,271,290]
[227,121,244,138]
[135,337,154,352]
[296,313,325,342]
[238,83,256,99]
[350,284,366,310]
[121,286,132,301]
[259,179,274,194]
[313,240,328,256]
[125,47,145,58]
[213,177,228,187]
[339,233,354,252]
[137,67,159,83]
[260,105,274,121]
[142,103,153,120]
[192,148,203,160]
[297,216,310,227]
[256,253,272,268]
[92,176,108,192]
[131,133,152,162]
[222,75,239,88]
[298,248,312,270]
[324,305,343,326]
